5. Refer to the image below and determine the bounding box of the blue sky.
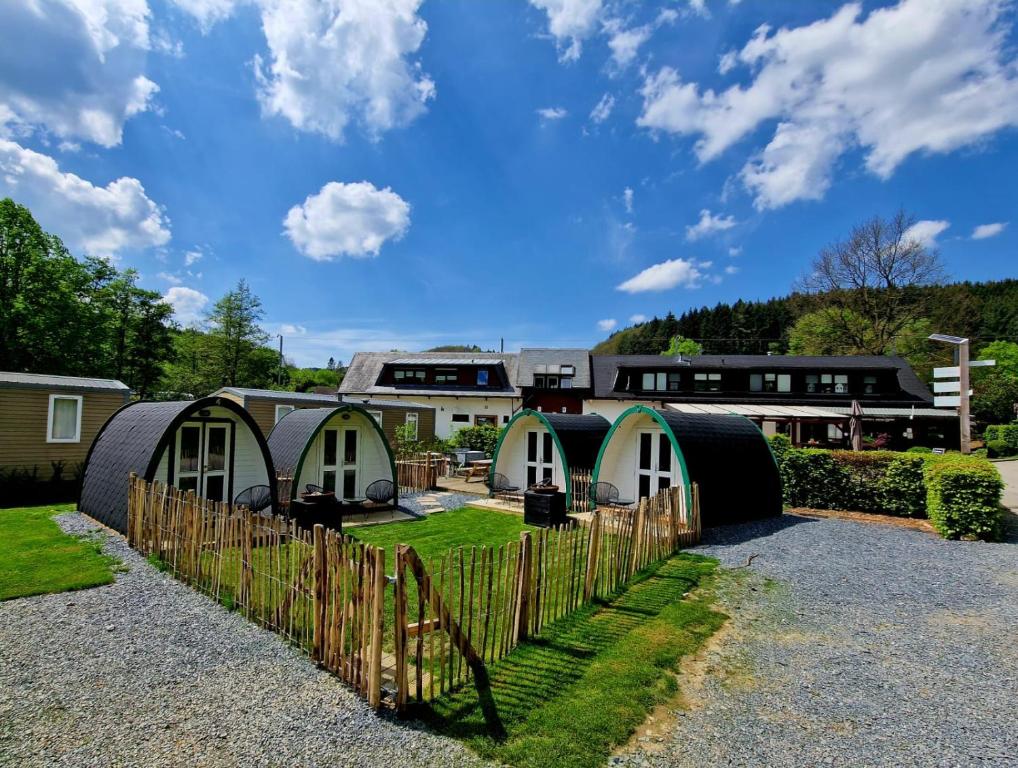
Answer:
[1,0,1016,366]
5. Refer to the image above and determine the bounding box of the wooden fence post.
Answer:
[514,531,532,643]
[312,524,326,664]
[583,511,601,602]
[368,546,385,708]
[394,544,409,713]
[629,500,646,578]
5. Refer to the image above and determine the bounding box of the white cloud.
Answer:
[623,187,634,214]
[617,258,703,293]
[537,107,568,121]
[253,0,434,142]
[590,93,615,124]
[529,0,603,62]
[280,323,307,335]
[157,271,182,284]
[637,0,1018,210]
[728,245,742,257]
[717,50,737,75]
[724,264,739,275]
[0,139,170,258]
[904,219,950,247]
[0,0,158,147]
[597,318,618,332]
[170,0,239,31]
[284,180,411,261]
[972,222,1007,239]
[184,248,203,266]
[162,286,208,326]
[685,208,736,240]
[603,18,651,69]
[688,0,709,18]
[629,313,647,324]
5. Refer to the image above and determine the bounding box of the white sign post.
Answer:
[929,334,995,455]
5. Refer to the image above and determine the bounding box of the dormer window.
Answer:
[863,375,877,394]
[694,372,721,392]
[750,373,790,393]
[476,370,489,386]
[435,368,457,384]
[640,371,681,391]
[806,373,848,394]
[394,368,426,383]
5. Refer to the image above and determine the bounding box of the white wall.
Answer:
[152,405,270,500]
[595,411,681,504]
[296,410,392,500]
[492,414,563,492]
[583,398,661,423]
[368,394,520,439]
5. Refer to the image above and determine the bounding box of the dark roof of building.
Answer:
[539,412,610,470]
[0,371,130,393]
[590,354,932,402]
[517,349,592,388]
[339,396,434,411]
[79,397,275,534]
[215,387,340,404]
[339,351,521,398]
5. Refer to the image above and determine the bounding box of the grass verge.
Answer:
[418,552,726,768]
[0,504,119,600]
[349,506,536,557]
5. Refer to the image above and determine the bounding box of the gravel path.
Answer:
[0,513,487,768]
[617,513,1018,768]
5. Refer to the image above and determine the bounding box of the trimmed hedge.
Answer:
[983,424,1018,457]
[769,437,1005,541]
[924,455,1005,540]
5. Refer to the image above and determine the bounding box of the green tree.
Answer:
[661,335,702,357]
[204,280,270,387]
[972,341,1018,425]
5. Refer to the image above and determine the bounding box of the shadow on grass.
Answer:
[411,554,726,768]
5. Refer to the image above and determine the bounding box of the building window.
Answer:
[275,404,295,423]
[560,377,573,389]
[47,394,82,443]
[476,369,490,386]
[561,365,575,376]
[750,373,791,393]
[451,413,470,423]
[534,374,545,388]
[404,412,419,440]
[546,375,559,389]
[863,375,877,394]
[475,414,497,427]
[806,373,850,394]
[367,410,383,426]
[394,368,425,383]
[435,368,457,384]
[503,415,511,423]
[694,372,721,392]
[640,371,681,391]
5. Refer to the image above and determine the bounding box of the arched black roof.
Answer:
[536,412,611,470]
[267,405,397,503]
[654,410,782,526]
[592,406,781,526]
[79,396,276,533]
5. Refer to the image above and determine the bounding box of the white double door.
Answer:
[525,429,555,488]
[320,426,360,501]
[175,422,231,502]
[636,429,673,500]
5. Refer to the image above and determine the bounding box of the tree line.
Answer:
[1,199,341,398]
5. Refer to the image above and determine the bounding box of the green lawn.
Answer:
[420,553,726,768]
[0,504,119,601]
[349,506,537,558]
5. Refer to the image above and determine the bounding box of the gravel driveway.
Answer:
[0,514,486,768]
[617,512,1018,768]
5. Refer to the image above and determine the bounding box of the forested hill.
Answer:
[593,280,1018,356]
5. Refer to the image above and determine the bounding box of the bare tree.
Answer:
[796,210,945,354]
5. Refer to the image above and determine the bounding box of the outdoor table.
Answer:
[289,496,345,533]
[465,458,492,482]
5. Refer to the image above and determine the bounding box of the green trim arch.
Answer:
[273,404,398,506]
[489,409,575,507]
[590,405,693,511]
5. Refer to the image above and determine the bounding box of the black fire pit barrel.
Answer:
[523,489,567,527]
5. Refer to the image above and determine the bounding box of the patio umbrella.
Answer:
[849,399,864,451]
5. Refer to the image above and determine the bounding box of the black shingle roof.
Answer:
[79,397,276,534]
[539,412,611,470]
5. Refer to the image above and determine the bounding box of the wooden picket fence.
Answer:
[392,483,700,710]
[396,452,447,494]
[568,468,593,511]
[126,474,388,707]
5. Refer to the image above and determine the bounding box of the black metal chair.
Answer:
[365,479,395,506]
[234,485,273,514]
[487,472,522,503]
[593,481,630,509]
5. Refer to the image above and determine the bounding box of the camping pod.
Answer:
[592,405,781,526]
[489,410,610,509]
[79,397,277,533]
[268,405,398,506]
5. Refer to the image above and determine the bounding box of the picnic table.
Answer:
[459,458,492,482]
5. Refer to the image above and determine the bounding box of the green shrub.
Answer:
[768,433,792,463]
[906,446,933,454]
[923,456,1004,541]
[986,439,1008,458]
[779,449,851,510]
[452,425,502,456]
[878,456,927,517]
[983,424,1018,456]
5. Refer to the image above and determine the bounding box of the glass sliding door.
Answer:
[320,428,338,493]
[174,421,231,501]
[341,428,359,501]
[525,430,554,487]
[636,430,674,499]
